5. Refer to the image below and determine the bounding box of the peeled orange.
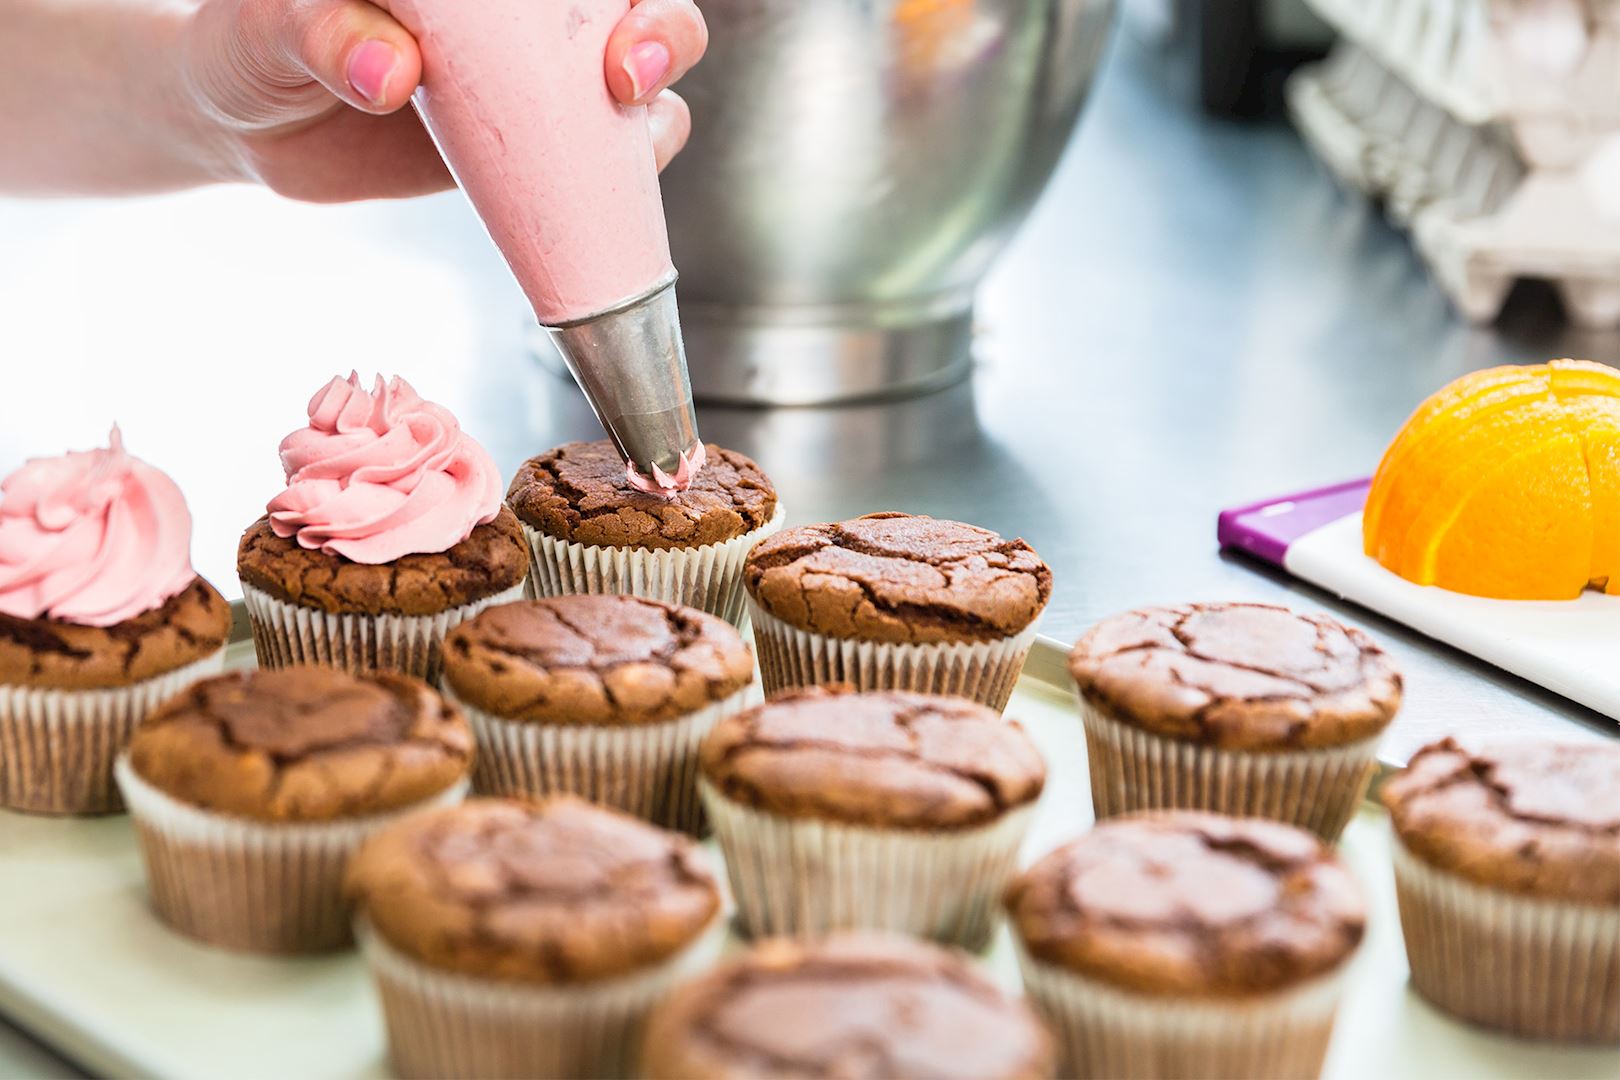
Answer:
[1363,359,1620,600]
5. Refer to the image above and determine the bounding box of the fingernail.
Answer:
[347,40,399,106]
[623,41,671,101]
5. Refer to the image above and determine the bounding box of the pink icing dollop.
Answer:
[0,427,196,627]
[625,442,707,498]
[268,373,503,565]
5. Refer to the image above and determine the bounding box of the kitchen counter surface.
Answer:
[0,29,1616,1078]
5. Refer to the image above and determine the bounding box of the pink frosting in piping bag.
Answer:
[0,428,196,627]
[268,374,503,565]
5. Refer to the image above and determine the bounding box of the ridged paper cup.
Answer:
[115,758,468,953]
[1079,699,1380,843]
[521,505,785,628]
[1016,940,1349,1080]
[0,649,225,816]
[448,685,750,835]
[701,779,1034,951]
[1392,837,1620,1041]
[357,916,723,1080]
[747,602,1037,712]
[241,581,525,683]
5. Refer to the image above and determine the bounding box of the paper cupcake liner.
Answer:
[357,916,723,1080]
[0,649,225,816]
[747,602,1038,713]
[1392,837,1620,1041]
[1015,941,1348,1079]
[115,758,468,954]
[701,780,1034,951]
[242,581,526,684]
[448,685,750,835]
[521,505,786,628]
[1079,699,1380,843]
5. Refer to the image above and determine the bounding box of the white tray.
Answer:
[0,639,1615,1080]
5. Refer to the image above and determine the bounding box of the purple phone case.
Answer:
[1217,479,1371,567]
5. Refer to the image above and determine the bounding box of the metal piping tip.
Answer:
[542,275,703,490]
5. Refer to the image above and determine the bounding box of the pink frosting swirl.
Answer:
[268,373,503,564]
[0,428,196,627]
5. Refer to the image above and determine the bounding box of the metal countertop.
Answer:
[0,30,1617,1073]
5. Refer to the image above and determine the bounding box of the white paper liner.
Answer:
[747,601,1038,713]
[701,780,1034,950]
[1391,836,1620,1041]
[1079,698,1380,843]
[241,581,526,683]
[0,649,225,816]
[447,684,751,835]
[115,758,468,954]
[521,504,786,628]
[357,916,723,1080]
[1015,940,1349,1079]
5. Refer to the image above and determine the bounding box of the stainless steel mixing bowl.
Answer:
[657,0,1116,405]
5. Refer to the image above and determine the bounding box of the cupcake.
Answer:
[1382,737,1620,1041]
[700,686,1045,949]
[115,666,472,952]
[1006,812,1366,1079]
[344,796,723,1080]
[1068,602,1400,841]
[743,512,1051,710]
[643,934,1056,1080]
[0,429,230,815]
[441,594,754,832]
[238,374,528,682]
[506,439,781,627]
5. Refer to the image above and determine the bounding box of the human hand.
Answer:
[183,0,709,202]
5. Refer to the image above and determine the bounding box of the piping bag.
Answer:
[390,0,703,494]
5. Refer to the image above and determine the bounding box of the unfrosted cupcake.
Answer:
[1383,737,1620,1041]
[116,666,472,952]
[743,512,1051,710]
[700,686,1045,949]
[1068,602,1401,841]
[643,934,1056,1080]
[1006,812,1366,1079]
[0,429,230,815]
[238,374,527,681]
[345,797,723,1080]
[506,439,782,627]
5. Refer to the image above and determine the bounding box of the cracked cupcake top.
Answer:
[699,687,1045,829]
[0,577,230,690]
[344,797,720,984]
[742,513,1051,645]
[441,595,754,726]
[643,935,1055,1080]
[236,507,528,616]
[1005,812,1366,997]
[126,666,472,822]
[506,440,778,550]
[1383,738,1620,905]
[1066,602,1401,750]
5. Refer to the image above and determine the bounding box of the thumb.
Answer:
[279,0,423,114]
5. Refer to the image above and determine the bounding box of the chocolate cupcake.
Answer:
[1382,738,1620,1041]
[345,797,723,1080]
[743,512,1051,710]
[507,439,782,627]
[1006,812,1366,1079]
[0,430,231,815]
[1068,602,1401,841]
[700,686,1045,948]
[441,594,754,832]
[115,666,472,952]
[238,374,528,682]
[643,934,1056,1080]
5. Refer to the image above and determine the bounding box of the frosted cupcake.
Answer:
[0,429,230,814]
[238,374,528,682]
[505,439,782,628]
